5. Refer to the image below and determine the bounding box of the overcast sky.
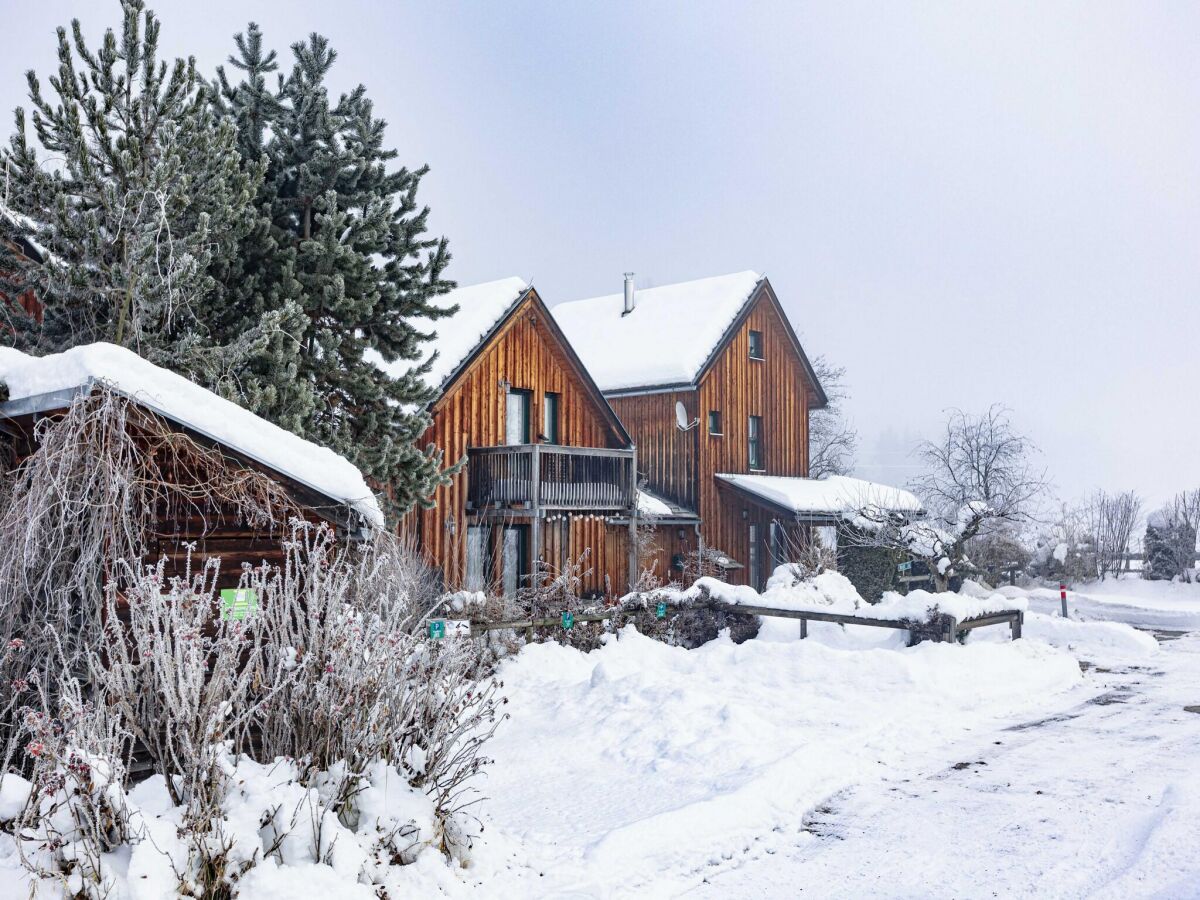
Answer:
[3,1,1196,510]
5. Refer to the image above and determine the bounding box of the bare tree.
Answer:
[852,405,1047,591]
[1086,490,1142,580]
[808,355,858,479]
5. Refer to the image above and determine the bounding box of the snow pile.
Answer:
[0,343,383,528]
[691,567,1025,624]
[369,276,529,394]
[552,271,763,392]
[716,473,923,519]
[0,754,497,900]
[482,623,1084,893]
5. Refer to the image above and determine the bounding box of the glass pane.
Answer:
[466,526,487,592]
[502,527,520,595]
[749,523,761,590]
[543,393,559,444]
[505,391,528,445]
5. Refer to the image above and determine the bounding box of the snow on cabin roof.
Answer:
[371,277,530,394]
[551,271,764,393]
[716,474,924,520]
[0,343,383,529]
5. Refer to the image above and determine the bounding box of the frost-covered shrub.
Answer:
[517,553,611,651]
[4,677,133,899]
[612,584,759,648]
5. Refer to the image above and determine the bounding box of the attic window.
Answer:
[748,330,764,360]
[708,410,722,435]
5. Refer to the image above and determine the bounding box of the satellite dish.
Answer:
[675,401,698,432]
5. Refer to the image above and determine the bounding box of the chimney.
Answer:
[622,272,635,316]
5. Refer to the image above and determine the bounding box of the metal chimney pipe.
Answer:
[622,272,635,316]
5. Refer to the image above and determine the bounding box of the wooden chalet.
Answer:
[0,343,380,589]
[554,271,833,589]
[382,278,640,597]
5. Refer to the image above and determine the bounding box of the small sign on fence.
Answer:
[897,560,913,573]
[655,601,668,619]
[561,611,575,631]
[427,619,471,640]
[219,589,258,621]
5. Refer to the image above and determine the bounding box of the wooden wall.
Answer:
[607,389,699,511]
[695,291,812,579]
[402,290,631,593]
[604,288,817,588]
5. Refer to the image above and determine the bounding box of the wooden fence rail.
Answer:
[460,601,1024,645]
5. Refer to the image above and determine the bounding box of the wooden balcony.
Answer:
[466,444,637,514]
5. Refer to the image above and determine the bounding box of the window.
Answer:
[769,520,783,571]
[505,389,531,445]
[542,392,560,444]
[748,415,764,470]
[748,330,764,360]
[465,525,490,592]
[707,410,722,435]
[502,525,529,596]
[748,523,762,590]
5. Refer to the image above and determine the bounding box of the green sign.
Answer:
[428,619,446,640]
[897,560,913,573]
[655,601,668,619]
[219,588,258,621]
[561,611,575,631]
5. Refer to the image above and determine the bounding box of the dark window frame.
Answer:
[707,410,722,435]
[543,391,561,444]
[505,388,532,445]
[748,415,764,470]
[748,329,764,360]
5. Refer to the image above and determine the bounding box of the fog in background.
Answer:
[3,0,1196,509]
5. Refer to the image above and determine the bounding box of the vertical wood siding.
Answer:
[400,291,632,593]
[607,390,699,511]
[603,290,816,588]
[696,292,811,579]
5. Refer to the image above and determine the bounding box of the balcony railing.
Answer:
[466,444,637,513]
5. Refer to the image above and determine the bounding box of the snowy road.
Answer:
[690,631,1200,899]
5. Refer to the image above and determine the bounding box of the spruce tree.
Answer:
[217,27,458,514]
[0,1,300,405]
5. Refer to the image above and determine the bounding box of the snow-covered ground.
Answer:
[5,576,1198,898]
[1001,577,1200,632]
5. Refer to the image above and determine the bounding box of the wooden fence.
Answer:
[456,600,1024,645]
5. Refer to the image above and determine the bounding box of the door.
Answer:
[502,525,529,596]
[505,390,531,445]
[465,525,490,592]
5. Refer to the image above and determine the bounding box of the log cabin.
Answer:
[554,271,843,589]
[377,278,641,597]
[0,343,381,590]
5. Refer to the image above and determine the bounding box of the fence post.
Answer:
[1011,612,1023,640]
[800,617,808,640]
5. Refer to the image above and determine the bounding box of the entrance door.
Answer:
[465,525,490,592]
[502,525,529,596]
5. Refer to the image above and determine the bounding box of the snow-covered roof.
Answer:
[0,343,383,528]
[551,271,764,393]
[636,486,699,521]
[372,277,530,394]
[715,474,923,520]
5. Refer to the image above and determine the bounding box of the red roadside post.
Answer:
[1059,583,1068,618]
